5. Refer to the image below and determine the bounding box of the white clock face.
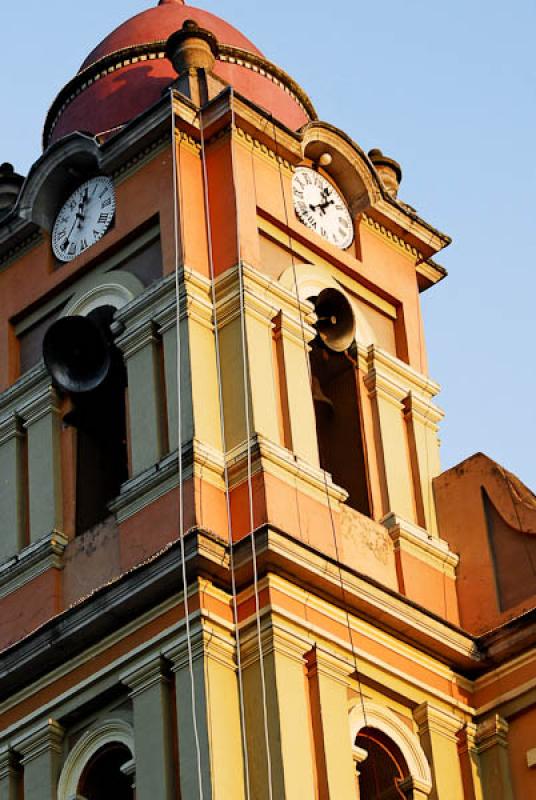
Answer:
[52,176,116,262]
[292,167,353,249]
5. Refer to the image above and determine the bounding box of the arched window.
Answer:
[279,264,371,516]
[349,701,432,800]
[355,727,408,798]
[45,274,143,536]
[78,743,133,800]
[57,719,135,800]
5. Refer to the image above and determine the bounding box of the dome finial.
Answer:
[159,0,185,6]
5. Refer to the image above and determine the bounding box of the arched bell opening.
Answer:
[309,287,371,517]
[43,304,128,536]
[77,742,134,800]
[355,727,409,799]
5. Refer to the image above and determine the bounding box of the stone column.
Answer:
[166,625,245,800]
[242,626,316,800]
[475,715,514,800]
[116,321,165,475]
[22,387,63,543]
[121,656,175,800]
[414,702,464,800]
[306,647,355,800]
[0,749,21,800]
[0,413,26,560]
[272,310,319,466]
[16,720,63,800]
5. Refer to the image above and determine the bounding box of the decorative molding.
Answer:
[164,624,236,673]
[109,440,225,523]
[362,212,422,260]
[306,646,354,687]
[475,714,509,753]
[382,513,459,576]
[0,531,68,601]
[57,719,134,800]
[226,432,347,505]
[349,699,433,792]
[62,271,144,318]
[0,364,49,422]
[235,127,293,171]
[0,413,24,447]
[15,719,64,765]
[120,655,170,698]
[239,622,308,670]
[0,231,43,272]
[414,702,464,742]
[19,386,61,428]
[0,748,20,781]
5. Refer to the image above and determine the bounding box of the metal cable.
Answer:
[170,89,205,800]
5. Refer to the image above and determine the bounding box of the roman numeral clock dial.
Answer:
[292,167,354,249]
[52,176,116,262]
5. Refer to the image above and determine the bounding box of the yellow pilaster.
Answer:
[242,625,316,800]
[273,309,319,466]
[365,357,415,521]
[167,623,246,800]
[414,702,464,800]
[306,647,356,800]
[457,723,485,800]
[403,392,443,536]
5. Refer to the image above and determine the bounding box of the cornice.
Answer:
[43,41,317,149]
[414,701,464,741]
[14,719,64,763]
[361,212,422,260]
[0,532,68,602]
[382,513,459,576]
[0,364,50,423]
[231,527,480,671]
[474,714,509,752]
[120,655,170,697]
[226,433,347,505]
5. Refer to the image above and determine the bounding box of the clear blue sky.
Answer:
[1,0,535,488]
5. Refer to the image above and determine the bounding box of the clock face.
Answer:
[52,176,116,262]
[292,167,354,249]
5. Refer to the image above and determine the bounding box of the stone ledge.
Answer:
[382,513,459,577]
[0,531,67,601]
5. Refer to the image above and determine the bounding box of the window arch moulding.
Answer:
[349,699,433,795]
[57,718,135,800]
[62,271,144,318]
[278,263,376,349]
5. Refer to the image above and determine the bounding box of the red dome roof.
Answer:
[45,0,315,146]
[80,0,263,71]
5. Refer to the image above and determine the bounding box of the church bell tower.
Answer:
[1,2,535,799]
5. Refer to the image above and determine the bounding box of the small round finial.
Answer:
[368,148,402,197]
[318,152,333,167]
[0,163,24,218]
[166,19,219,74]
